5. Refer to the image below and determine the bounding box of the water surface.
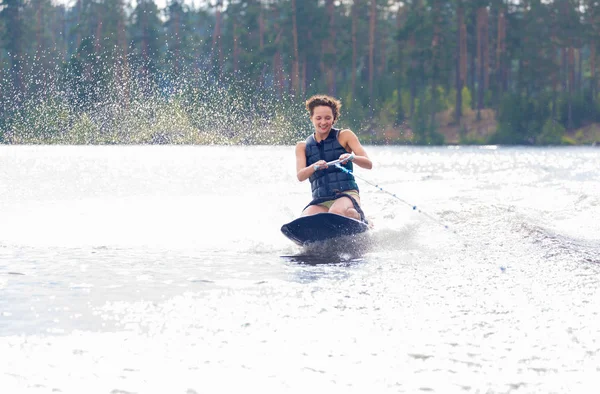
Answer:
[1,145,599,393]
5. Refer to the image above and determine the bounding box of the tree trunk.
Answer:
[561,47,567,92]
[551,29,558,119]
[211,1,223,73]
[409,35,417,117]
[577,48,582,94]
[95,18,103,55]
[291,0,300,94]
[460,8,467,88]
[351,0,358,96]
[259,5,265,86]
[326,0,336,95]
[302,55,307,93]
[36,0,44,90]
[431,1,441,128]
[273,8,284,98]
[476,7,488,119]
[591,43,596,99]
[142,4,148,67]
[379,10,386,76]
[496,6,506,97]
[456,2,464,125]
[175,10,180,73]
[76,0,82,49]
[117,0,128,104]
[469,51,476,109]
[483,11,489,92]
[233,22,239,73]
[368,0,376,105]
[568,46,574,129]
[396,3,405,120]
[9,0,24,95]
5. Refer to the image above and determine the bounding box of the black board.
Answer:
[281,213,369,246]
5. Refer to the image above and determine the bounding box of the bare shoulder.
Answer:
[295,141,306,153]
[338,128,359,144]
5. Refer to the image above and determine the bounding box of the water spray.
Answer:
[334,160,453,232]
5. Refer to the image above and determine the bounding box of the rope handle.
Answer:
[314,153,355,171]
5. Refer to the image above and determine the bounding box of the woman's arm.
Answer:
[339,129,373,170]
[295,142,326,181]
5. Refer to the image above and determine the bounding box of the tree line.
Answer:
[1,0,599,145]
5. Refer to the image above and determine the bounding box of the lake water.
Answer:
[1,145,599,393]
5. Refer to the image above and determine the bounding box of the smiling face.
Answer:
[310,105,335,140]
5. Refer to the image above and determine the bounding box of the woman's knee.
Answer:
[330,206,359,219]
[344,208,360,220]
[328,205,345,215]
[302,205,328,216]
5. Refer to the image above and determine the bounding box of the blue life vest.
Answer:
[305,128,359,199]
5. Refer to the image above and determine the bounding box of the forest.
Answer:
[1,0,599,145]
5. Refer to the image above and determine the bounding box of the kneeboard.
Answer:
[281,213,369,246]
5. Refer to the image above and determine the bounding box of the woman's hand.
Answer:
[312,160,328,171]
[339,153,354,164]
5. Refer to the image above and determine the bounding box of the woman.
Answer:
[295,94,372,222]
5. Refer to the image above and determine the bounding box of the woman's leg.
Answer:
[329,196,361,220]
[302,204,329,216]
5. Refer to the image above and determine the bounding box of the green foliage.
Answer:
[4,97,71,143]
[556,91,598,130]
[561,134,577,145]
[1,0,600,145]
[461,87,472,114]
[458,124,486,145]
[129,0,163,79]
[537,118,566,145]
[341,91,369,135]
[485,90,493,108]
[378,89,401,128]
[400,90,412,119]
[490,93,554,145]
[66,113,101,144]
[63,37,112,112]
[411,93,444,145]
[491,94,526,144]
[446,88,456,112]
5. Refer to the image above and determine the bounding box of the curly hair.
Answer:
[305,95,342,122]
